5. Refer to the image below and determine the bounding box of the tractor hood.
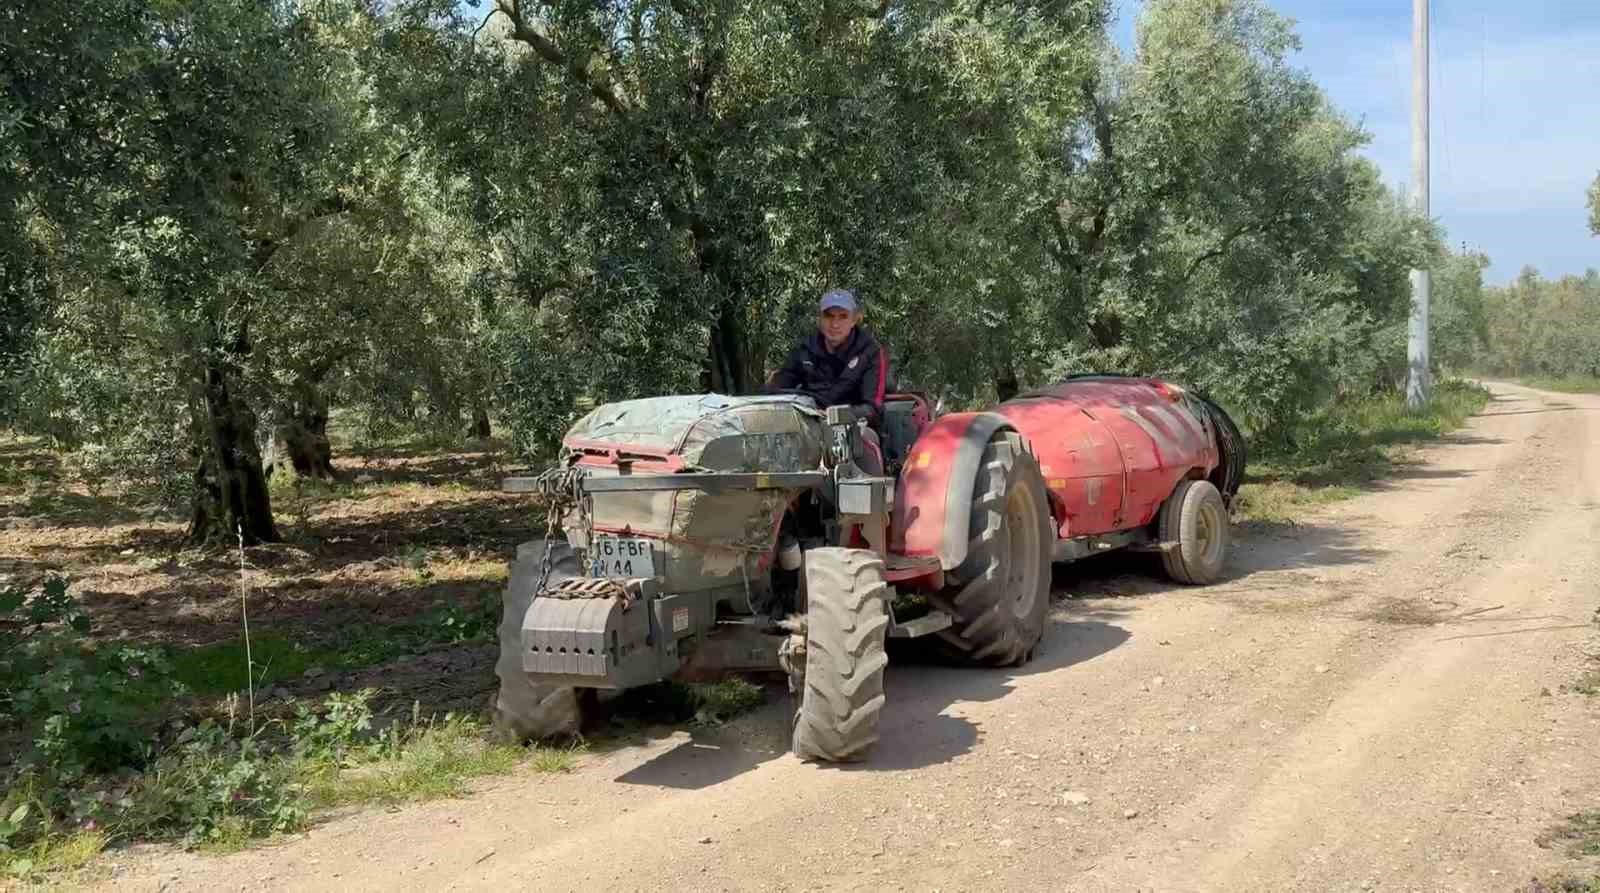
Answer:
[563,393,827,473]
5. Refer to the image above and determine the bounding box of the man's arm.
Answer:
[765,343,806,392]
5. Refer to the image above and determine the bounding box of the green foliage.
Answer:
[302,713,524,807]
[1473,267,1600,380]
[1520,375,1600,395]
[1588,172,1599,237]
[690,678,767,724]
[2,682,527,874]
[529,742,586,774]
[1235,379,1490,524]
[1,577,184,784]
[120,721,308,849]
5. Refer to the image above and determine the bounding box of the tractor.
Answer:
[494,375,1245,762]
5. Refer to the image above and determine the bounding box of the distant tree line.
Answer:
[1471,266,1600,381]
[1,0,1477,542]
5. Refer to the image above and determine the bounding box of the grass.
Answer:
[1234,379,1491,524]
[1538,810,1600,858]
[1517,375,1600,395]
[303,717,527,808]
[169,589,501,696]
[690,678,767,722]
[1529,876,1600,893]
[1,830,107,883]
[529,743,587,774]
[1567,662,1600,697]
[170,634,342,695]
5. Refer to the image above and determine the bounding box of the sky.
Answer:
[1113,0,1600,284]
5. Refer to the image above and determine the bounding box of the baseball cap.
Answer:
[819,288,858,313]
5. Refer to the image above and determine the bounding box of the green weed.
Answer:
[689,678,767,723]
[302,715,523,807]
[529,743,586,775]
[1537,810,1600,858]
[1235,379,1490,523]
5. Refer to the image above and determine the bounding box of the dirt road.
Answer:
[105,381,1600,892]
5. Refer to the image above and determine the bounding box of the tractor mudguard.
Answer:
[891,411,1017,571]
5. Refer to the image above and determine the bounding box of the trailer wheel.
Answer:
[792,548,891,763]
[931,432,1053,666]
[491,539,585,742]
[1159,479,1229,584]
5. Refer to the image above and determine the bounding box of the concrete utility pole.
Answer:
[1406,0,1431,409]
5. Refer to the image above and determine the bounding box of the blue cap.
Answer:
[820,288,858,313]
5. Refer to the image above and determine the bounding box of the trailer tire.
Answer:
[931,432,1053,666]
[1159,479,1229,584]
[491,539,584,742]
[792,548,891,763]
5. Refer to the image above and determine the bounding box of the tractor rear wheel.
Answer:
[792,548,891,763]
[491,539,585,742]
[932,432,1053,666]
[1158,479,1229,584]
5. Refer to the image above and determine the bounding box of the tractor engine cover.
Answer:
[522,577,665,690]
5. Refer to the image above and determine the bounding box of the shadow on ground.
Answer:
[608,615,1131,789]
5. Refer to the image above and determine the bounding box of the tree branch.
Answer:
[1180,222,1258,286]
[252,195,351,273]
[495,0,629,115]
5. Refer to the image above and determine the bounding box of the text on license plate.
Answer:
[591,536,656,579]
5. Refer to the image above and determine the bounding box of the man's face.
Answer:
[819,307,858,350]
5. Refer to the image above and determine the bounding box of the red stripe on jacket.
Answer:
[874,346,888,407]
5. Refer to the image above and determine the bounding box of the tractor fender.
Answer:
[891,411,1017,571]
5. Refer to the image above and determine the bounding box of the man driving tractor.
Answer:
[766,287,890,474]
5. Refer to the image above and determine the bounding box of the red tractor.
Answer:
[496,375,1244,761]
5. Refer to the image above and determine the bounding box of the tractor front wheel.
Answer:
[932,432,1053,667]
[791,548,891,763]
[491,539,585,742]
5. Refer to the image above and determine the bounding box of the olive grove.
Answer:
[2,0,1474,539]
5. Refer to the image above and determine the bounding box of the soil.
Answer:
[0,438,544,721]
[25,382,1600,890]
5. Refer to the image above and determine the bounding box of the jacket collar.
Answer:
[810,326,868,357]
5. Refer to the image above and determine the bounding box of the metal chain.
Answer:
[530,464,590,597]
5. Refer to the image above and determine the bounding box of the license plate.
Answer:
[590,536,656,579]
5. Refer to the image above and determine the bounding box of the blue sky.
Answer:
[1113,0,1600,284]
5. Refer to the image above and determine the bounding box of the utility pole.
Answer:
[1406,0,1431,409]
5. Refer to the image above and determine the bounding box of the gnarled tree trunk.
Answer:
[266,377,337,481]
[468,405,491,440]
[189,358,279,546]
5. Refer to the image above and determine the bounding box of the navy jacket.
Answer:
[767,328,890,426]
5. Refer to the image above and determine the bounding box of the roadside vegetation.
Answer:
[1473,268,1600,385]
[1233,379,1491,524]
[1516,376,1600,395]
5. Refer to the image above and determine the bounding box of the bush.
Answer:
[1,576,184,795]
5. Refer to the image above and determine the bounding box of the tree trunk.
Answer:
[189,359,279,546]
[706,302,751,395]
[266,379,336,482]
[995,363,1020,403]
[468,406,491,440]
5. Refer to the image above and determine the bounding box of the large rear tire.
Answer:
[791,548,890,763]
[1159,479,1229,584]
[931,432,1053,666]
[491,539,585,742]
